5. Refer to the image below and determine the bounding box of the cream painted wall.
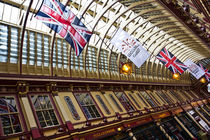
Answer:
[124,91,141,110]
[162,90,176,103]
[91,91,116,117]
[58,92,86,126]
[134,90,152,109]
[146,90,162,106]
[103,91,127,114]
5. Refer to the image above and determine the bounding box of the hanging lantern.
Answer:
[120,63,132,75]
[172,73,180,80]
[200,77,206,83]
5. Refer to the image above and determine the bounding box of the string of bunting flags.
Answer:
[35,0,209,81]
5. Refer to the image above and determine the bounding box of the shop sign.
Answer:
[183,105,192,111]
[93,128,116,138]
[127,117,153,127]
[152,112,170,120]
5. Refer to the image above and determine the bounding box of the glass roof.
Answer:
[0,0,209,64]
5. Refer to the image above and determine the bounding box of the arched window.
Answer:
[64,96,80,120]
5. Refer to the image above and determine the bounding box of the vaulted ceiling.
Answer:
[0,0,209,84]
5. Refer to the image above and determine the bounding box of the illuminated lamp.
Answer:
[200,77,206,83]
[117,127,122,132]
[172,73,180,80]
[120,62,132,75]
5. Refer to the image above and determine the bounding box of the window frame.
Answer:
[139,90,157,108]
[73,92,103,120]
[137,92,149,107]
[157,90,174,104]
[28,93,62,129]
[114,91,136,112]
[0,94,26,136]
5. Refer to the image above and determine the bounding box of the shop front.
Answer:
[160,116,191,140]
[177,112,203,139]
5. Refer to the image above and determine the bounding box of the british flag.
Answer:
[198,64,210,82]
[156,47,187,74]
[36,0,92,56]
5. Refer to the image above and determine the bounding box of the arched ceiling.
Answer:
[0,0,209,81]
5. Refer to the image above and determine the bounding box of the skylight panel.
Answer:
[0,3,4,20]
[10,7,20,24]
[2,4,12,22]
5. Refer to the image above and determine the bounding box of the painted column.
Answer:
[49,83,74,131]
[174,116,196,140]
[17,82,42,139]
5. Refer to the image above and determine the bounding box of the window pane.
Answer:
[0,24,8,62]
[1,115,11,127]
[44,35,50,67]
[0,97,8,113]
[10,27,18,63]
[110,53,118,72]
[22,31,28,64]
[57,39,62,68]
[29,32,35,65]
[37,33,43,66]
[63,41,68,68]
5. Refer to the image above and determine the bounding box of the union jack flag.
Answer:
[198,64,210,81]
[36,0,92,56]
[156,48,187,74]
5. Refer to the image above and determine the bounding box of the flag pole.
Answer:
[30,0,44,20]
[33,0,44,19]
